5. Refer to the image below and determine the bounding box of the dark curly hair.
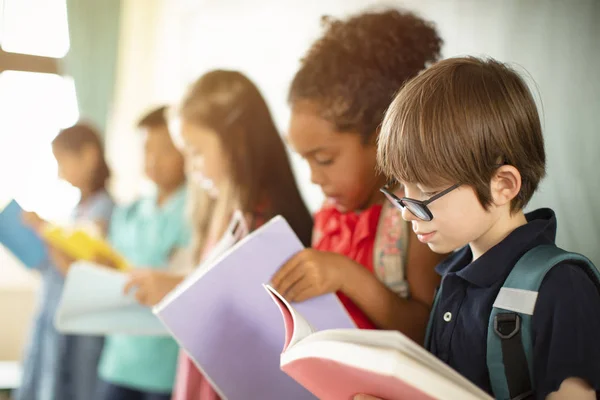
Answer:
[289,9,442,142]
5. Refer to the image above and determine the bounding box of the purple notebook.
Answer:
[154,216,356,400]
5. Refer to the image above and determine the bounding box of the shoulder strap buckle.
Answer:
[494,313,521,340]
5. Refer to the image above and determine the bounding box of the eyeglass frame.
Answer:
[380,182,462,221]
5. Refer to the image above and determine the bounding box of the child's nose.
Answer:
[310,167,326,187]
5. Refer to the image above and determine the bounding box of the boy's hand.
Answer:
[123,269,184,307]
[271,249,355,302]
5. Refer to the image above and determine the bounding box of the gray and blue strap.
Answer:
[487,245,599,400]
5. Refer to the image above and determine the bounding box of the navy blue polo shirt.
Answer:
[427,208,600,399]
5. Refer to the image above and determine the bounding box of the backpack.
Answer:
[426,244,600,400]
[373,201,411,299]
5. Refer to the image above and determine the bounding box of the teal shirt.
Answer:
[99,186,190,393]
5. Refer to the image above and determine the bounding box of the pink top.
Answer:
[171,209,266,400]
[171,238,221,400]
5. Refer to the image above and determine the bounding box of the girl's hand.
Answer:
[123,269,184,307]
[48,247,75,276]
[354,395,384,400]
[270,249,356,302]
[94,253,119,269]
[22,211,45,231]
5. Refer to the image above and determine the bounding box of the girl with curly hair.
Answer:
[272,8,447,342]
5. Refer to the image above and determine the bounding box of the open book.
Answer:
[154,215,356,400]
[0,200,47,268]
[41,224,129,271]
[159,210,248,305]
[55,261,167,335]
[265,285,493,400]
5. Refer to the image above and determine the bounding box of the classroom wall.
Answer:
[1,0,598,364]
[108,0,600,265]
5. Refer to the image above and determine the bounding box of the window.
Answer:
[1,0,70,58]
[0,0,80,222]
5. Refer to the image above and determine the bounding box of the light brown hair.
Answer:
[179,70,313,253]
[52,122,110,194]
[137,106,168,129]
[378,56,546,211]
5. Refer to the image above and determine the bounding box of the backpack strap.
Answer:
[373,201,410,298]
[487,244,600,400]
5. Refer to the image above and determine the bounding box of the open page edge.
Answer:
[263,284,316,351]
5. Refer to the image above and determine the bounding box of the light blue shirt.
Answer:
[98,186,190,393]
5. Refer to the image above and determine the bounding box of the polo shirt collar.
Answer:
[436,208,557,287]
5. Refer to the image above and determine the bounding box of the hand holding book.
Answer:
[55,262,168,335]
[124,269,185,307]
[21,211,45,232]
[270,248,356,302]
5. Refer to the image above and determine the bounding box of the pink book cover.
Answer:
[283,359,435,400]
[265,285,492,400]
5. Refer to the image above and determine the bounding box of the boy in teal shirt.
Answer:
[96,107,190,400]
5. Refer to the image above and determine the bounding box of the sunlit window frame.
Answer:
[0,0,80,220]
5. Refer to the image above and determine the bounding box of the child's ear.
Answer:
[490,165,522,207]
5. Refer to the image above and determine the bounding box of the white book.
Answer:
[265,284,493,400]
[55,261,168,336]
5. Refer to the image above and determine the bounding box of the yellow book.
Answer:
[41,224,129,271]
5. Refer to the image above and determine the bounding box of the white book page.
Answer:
[55,261,168,335]
[282,341,492,400]
[287,329,490,398]
[58,261,133,313]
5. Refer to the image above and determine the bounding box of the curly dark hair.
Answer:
[289,9,442,141]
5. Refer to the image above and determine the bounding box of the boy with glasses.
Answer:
[362,57,600,399]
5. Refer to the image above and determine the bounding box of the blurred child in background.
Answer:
[18,123,114,400]
[95,107,190,400]
[125,70,314,400]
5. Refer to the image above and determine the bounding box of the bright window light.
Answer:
[0,0,70,58]
[0,71,80,221]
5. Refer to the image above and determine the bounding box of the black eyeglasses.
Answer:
[380,183,461,221]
